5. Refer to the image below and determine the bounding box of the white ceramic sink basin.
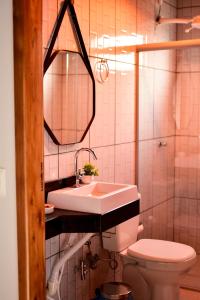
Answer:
[47,181,139,214]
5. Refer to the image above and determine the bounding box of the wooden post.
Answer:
[13,0,45,299]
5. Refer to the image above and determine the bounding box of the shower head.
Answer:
[156,0,200,33]
[156,15,200,33]
[185,15,200,32]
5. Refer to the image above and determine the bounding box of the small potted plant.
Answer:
[81,162,99,184]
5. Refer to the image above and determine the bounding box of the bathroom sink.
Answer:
[47,181,139,214]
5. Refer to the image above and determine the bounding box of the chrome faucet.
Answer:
[74,148,97,187]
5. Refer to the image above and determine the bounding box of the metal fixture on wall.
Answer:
[94,58,109,84]
[158,141,167,147]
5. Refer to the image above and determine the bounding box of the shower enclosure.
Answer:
[136,39,200,291]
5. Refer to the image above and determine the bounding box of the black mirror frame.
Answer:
[43,0,95,145]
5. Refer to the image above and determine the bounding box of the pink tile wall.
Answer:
[137,0,177,245]
[174,197,200,252]
[43,0,178,298]
[116,0,137,64]
[139,67,154,140]
[174,1,200,254]
[139,198,174,242]
[176,73,200,136]
[139,137,175,212]
[115,62,135,143]
[151,198,174,241]
[43,0,58,49]
[153,70,176,138]
[93,146,115,182]
[175,136,199,199]
[89,0,116,59]
[115,143,135,184]
[89,59,116,148]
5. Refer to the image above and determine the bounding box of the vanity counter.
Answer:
[45,177,140,240]
[45,200,139,240]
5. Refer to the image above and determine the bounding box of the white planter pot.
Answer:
[81,175,94,184]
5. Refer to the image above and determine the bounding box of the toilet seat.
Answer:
[127,239,196,263]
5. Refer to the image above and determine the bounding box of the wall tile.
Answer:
[165,0,177,7]
[139,137,175,211]
[46,258,51,284]
[46,239,51,259]
[153,137,175,206]
[90,59,116,147]
[176,73,200,136]
[136,0,156,68]
[50,235,60,256]
[93,146,115,182]
[152,198,174,241]
[139,67,154,141]
[50,253,60,279]
[43,0,58,49]
[138,140,154,212]
[66,254,76,299]
[115,62,135,143]
[116,0,137,64]
[89,0,116,60]
[167,137,175,199]
[154,69,176,138]
[175,136,198,199]
[174,197,199,251]
[139,209,153,240]
[44,130,59,156]
[44,155,59,182]
[154,49,177,72]
[177,48,200,72]
[152,138,168,206]
[115,143,135,184]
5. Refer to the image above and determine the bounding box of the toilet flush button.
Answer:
[0,168,6,197]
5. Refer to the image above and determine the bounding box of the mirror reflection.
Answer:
[43,50,94,145]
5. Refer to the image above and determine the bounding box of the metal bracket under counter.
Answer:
[45,176,140,240]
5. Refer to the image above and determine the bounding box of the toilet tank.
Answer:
[102,215,139,252]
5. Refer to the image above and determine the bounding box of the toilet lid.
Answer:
[127,239,196,263]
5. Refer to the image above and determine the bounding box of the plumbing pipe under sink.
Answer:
[46,232,94,298]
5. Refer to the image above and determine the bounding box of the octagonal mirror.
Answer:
[43,50,95,145]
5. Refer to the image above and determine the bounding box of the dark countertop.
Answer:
[45,199,140,240]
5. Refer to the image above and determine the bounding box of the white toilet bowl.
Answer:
[121,239,196,300]
[102,192,197,300]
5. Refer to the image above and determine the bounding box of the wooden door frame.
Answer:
[13,0,45,299]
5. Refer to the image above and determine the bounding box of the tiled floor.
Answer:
[180,289,200,300]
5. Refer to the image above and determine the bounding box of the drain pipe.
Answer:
[46,232,94,298]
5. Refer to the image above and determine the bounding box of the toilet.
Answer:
[102,214,196,300]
